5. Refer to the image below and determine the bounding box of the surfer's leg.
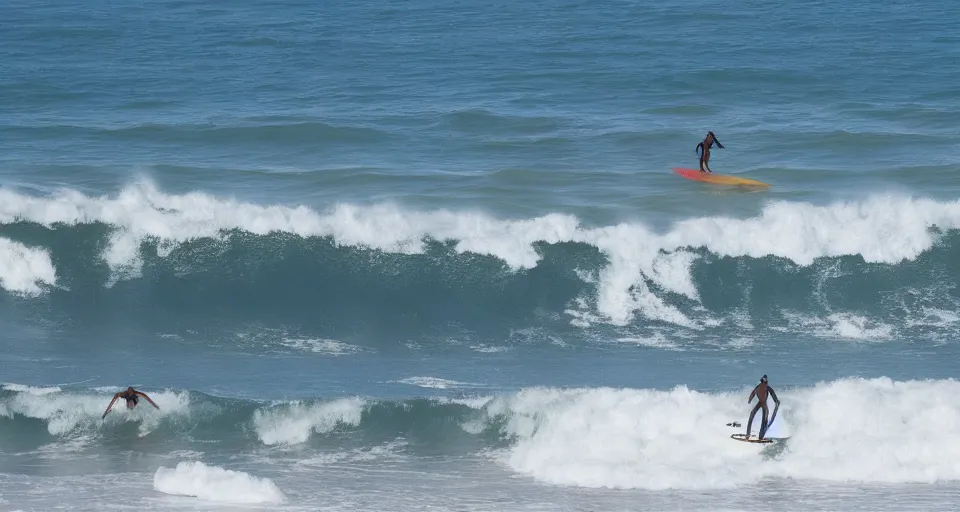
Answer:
[703,151,712,173]
[758,405,770,439]
[746,403,761,437]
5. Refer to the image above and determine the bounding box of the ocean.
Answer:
[2,0,960,510]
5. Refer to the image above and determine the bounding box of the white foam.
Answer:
[780,311,894,341]
[0,237,56,295]
[253,397,364,445]
[564,297,604,328]
[771,378,960,482]
[153,461,284,504]
[825,312,894,339]
[3,182,959,326]
[614,333,680,350]
[469,344,511,353]
[449,396,496,409]
[2,383,62,395]
[279,337,362,356]
[396,376,476,389]
[727,336,755,349]
[295,439,408,467]
[908,307,960,329]
[0,385,188,436]
[166,450,204,460]
[481,386,762,490]
[478,378,960,490]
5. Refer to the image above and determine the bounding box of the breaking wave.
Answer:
[3,378,960,489]
[0,181,958,344]
[153,461,285,504]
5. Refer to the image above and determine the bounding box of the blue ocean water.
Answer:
[2,0,960,509]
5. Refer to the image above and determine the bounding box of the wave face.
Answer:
[0,182,959,344]
[4,378,960,490]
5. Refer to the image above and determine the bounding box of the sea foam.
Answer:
[2,182,958,328]
[252,397,365,445]
[0,386,188,437]
[478,377,960,489]
[153,461,284,503]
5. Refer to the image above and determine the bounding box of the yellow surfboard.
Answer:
[672,168,770,187]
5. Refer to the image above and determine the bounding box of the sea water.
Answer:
[2,0,960,510]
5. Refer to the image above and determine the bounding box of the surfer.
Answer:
[101,387,159,419]
[745,375,779,440]
[695,131,724,173]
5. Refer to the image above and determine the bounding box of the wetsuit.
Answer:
[746,379,779,439]
[102,387,159,419]
[696,132,724,172]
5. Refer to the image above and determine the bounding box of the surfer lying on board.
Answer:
[695,131,724,173]
[745,375,779,440]
[101,387,159,419]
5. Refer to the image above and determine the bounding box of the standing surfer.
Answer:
[101,386,160,419]
[745,375,779,440]
[696,131,724,173]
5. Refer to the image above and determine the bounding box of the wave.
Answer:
[3,121,393,146]
[0,384,487,454]
[153,461,285,504]
[489,378,960,489]
[0,384,191,439]
[253,397,365,445]
[4,378,960,489]
[0,181,958,342]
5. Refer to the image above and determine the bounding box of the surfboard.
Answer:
[672,168,770,187]
[730,433,775,444]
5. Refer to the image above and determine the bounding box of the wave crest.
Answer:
[153,461,285,504]
[1,181,958,336]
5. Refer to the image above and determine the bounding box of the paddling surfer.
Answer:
[101,387,159,419]
[745,375,779,440]
[695,131,724,173]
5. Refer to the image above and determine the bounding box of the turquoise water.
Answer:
[2,0,960,510]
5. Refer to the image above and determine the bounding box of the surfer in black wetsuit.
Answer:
[695,131,724,173]
[745,375,779,440]
[101,387,160,419]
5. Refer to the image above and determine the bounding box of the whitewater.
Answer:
[4,378,960,510]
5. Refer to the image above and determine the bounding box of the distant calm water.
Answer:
[2,0,960,510]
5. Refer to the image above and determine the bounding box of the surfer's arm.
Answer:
[135,391,160,410]
[769,387,779,405]
[748,385,757,403]
[101,394,120,419]
[695,142,703,155]
[713,138,723,149]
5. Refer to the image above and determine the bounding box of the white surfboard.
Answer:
[729,396,787,441]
